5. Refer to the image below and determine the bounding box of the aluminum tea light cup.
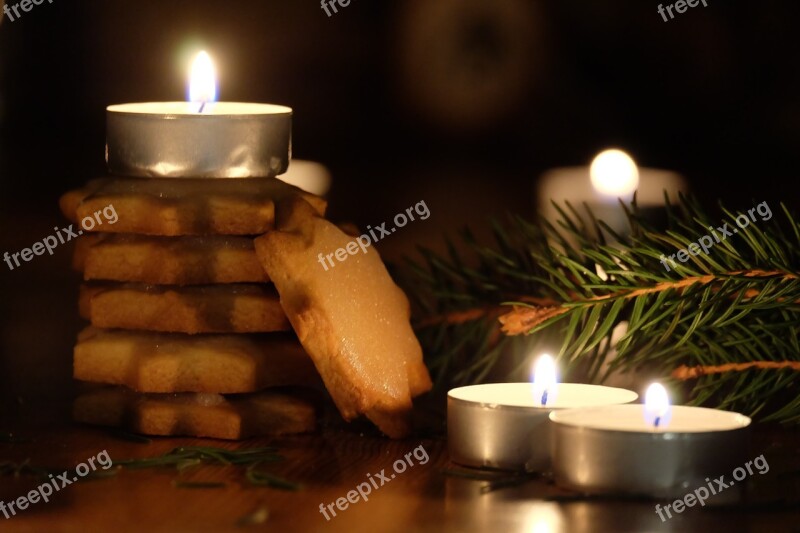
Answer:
[106,102,291,178]
[447,356,638,472]
[549,384,752,499]
[106,51,292,178]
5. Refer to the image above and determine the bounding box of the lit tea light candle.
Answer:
[106,50,292,178]
[536,148,687,236]
[447,354,637,472]
[550,383,752,498]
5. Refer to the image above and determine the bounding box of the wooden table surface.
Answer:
[2,211,800,533]
[3,400,800,533]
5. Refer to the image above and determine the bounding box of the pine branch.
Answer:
[402,195,800,424]
[499,270,797,336]
[673,361,800,379]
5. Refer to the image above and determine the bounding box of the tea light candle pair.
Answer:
[448,355,751,498]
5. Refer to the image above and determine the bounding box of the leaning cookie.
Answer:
[79,282,290,334]
[73,386,318,439]
[60,177,327,236]
[74,234,269,285]
[254,197,432,438]
[74,327,319,393]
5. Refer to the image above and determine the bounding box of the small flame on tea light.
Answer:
[189,51,217,113]
[532,354,558,407]
[644,382,671,430]
[589,149,639,199]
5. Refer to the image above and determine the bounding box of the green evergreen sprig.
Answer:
[403,195,800,424]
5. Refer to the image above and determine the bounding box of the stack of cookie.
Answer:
[60,176,327,439]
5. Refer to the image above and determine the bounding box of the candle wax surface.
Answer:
[448,383,638,409]
[107,102,292,116]
[551,404,751,433]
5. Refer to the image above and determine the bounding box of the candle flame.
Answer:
[532,354,558,407]
[590,149,639,198]
[643,382,671,429]
[189,51,217,112]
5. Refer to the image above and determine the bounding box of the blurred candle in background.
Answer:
[589,149,639,200]
[277,160,332,197]
[536,148,687,237]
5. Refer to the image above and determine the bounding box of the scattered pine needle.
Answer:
[236,505,270,527]
[0,446,299,490]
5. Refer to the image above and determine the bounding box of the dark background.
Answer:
[2,0,799,217]
[1,0,799,402]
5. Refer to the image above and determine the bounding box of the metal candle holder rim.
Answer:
[105,102,293,178]
[447,394,553,413]
[106,102,293,116]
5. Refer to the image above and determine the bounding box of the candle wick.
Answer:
[541,389,548,406]
[654,416,661,429]
[198,101,207,113]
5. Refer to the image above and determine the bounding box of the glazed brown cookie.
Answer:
[254,198,432,439]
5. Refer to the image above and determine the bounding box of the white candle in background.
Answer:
[589,149,639,200]
[277,160,332,197]
[536,148,687,236]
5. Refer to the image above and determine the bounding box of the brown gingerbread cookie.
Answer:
[60,177,326,236]
[79,282,290,334]
[74,234,268,285]
[254,197,432,438]
[74,327,319,393]
[73,386,318,439]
